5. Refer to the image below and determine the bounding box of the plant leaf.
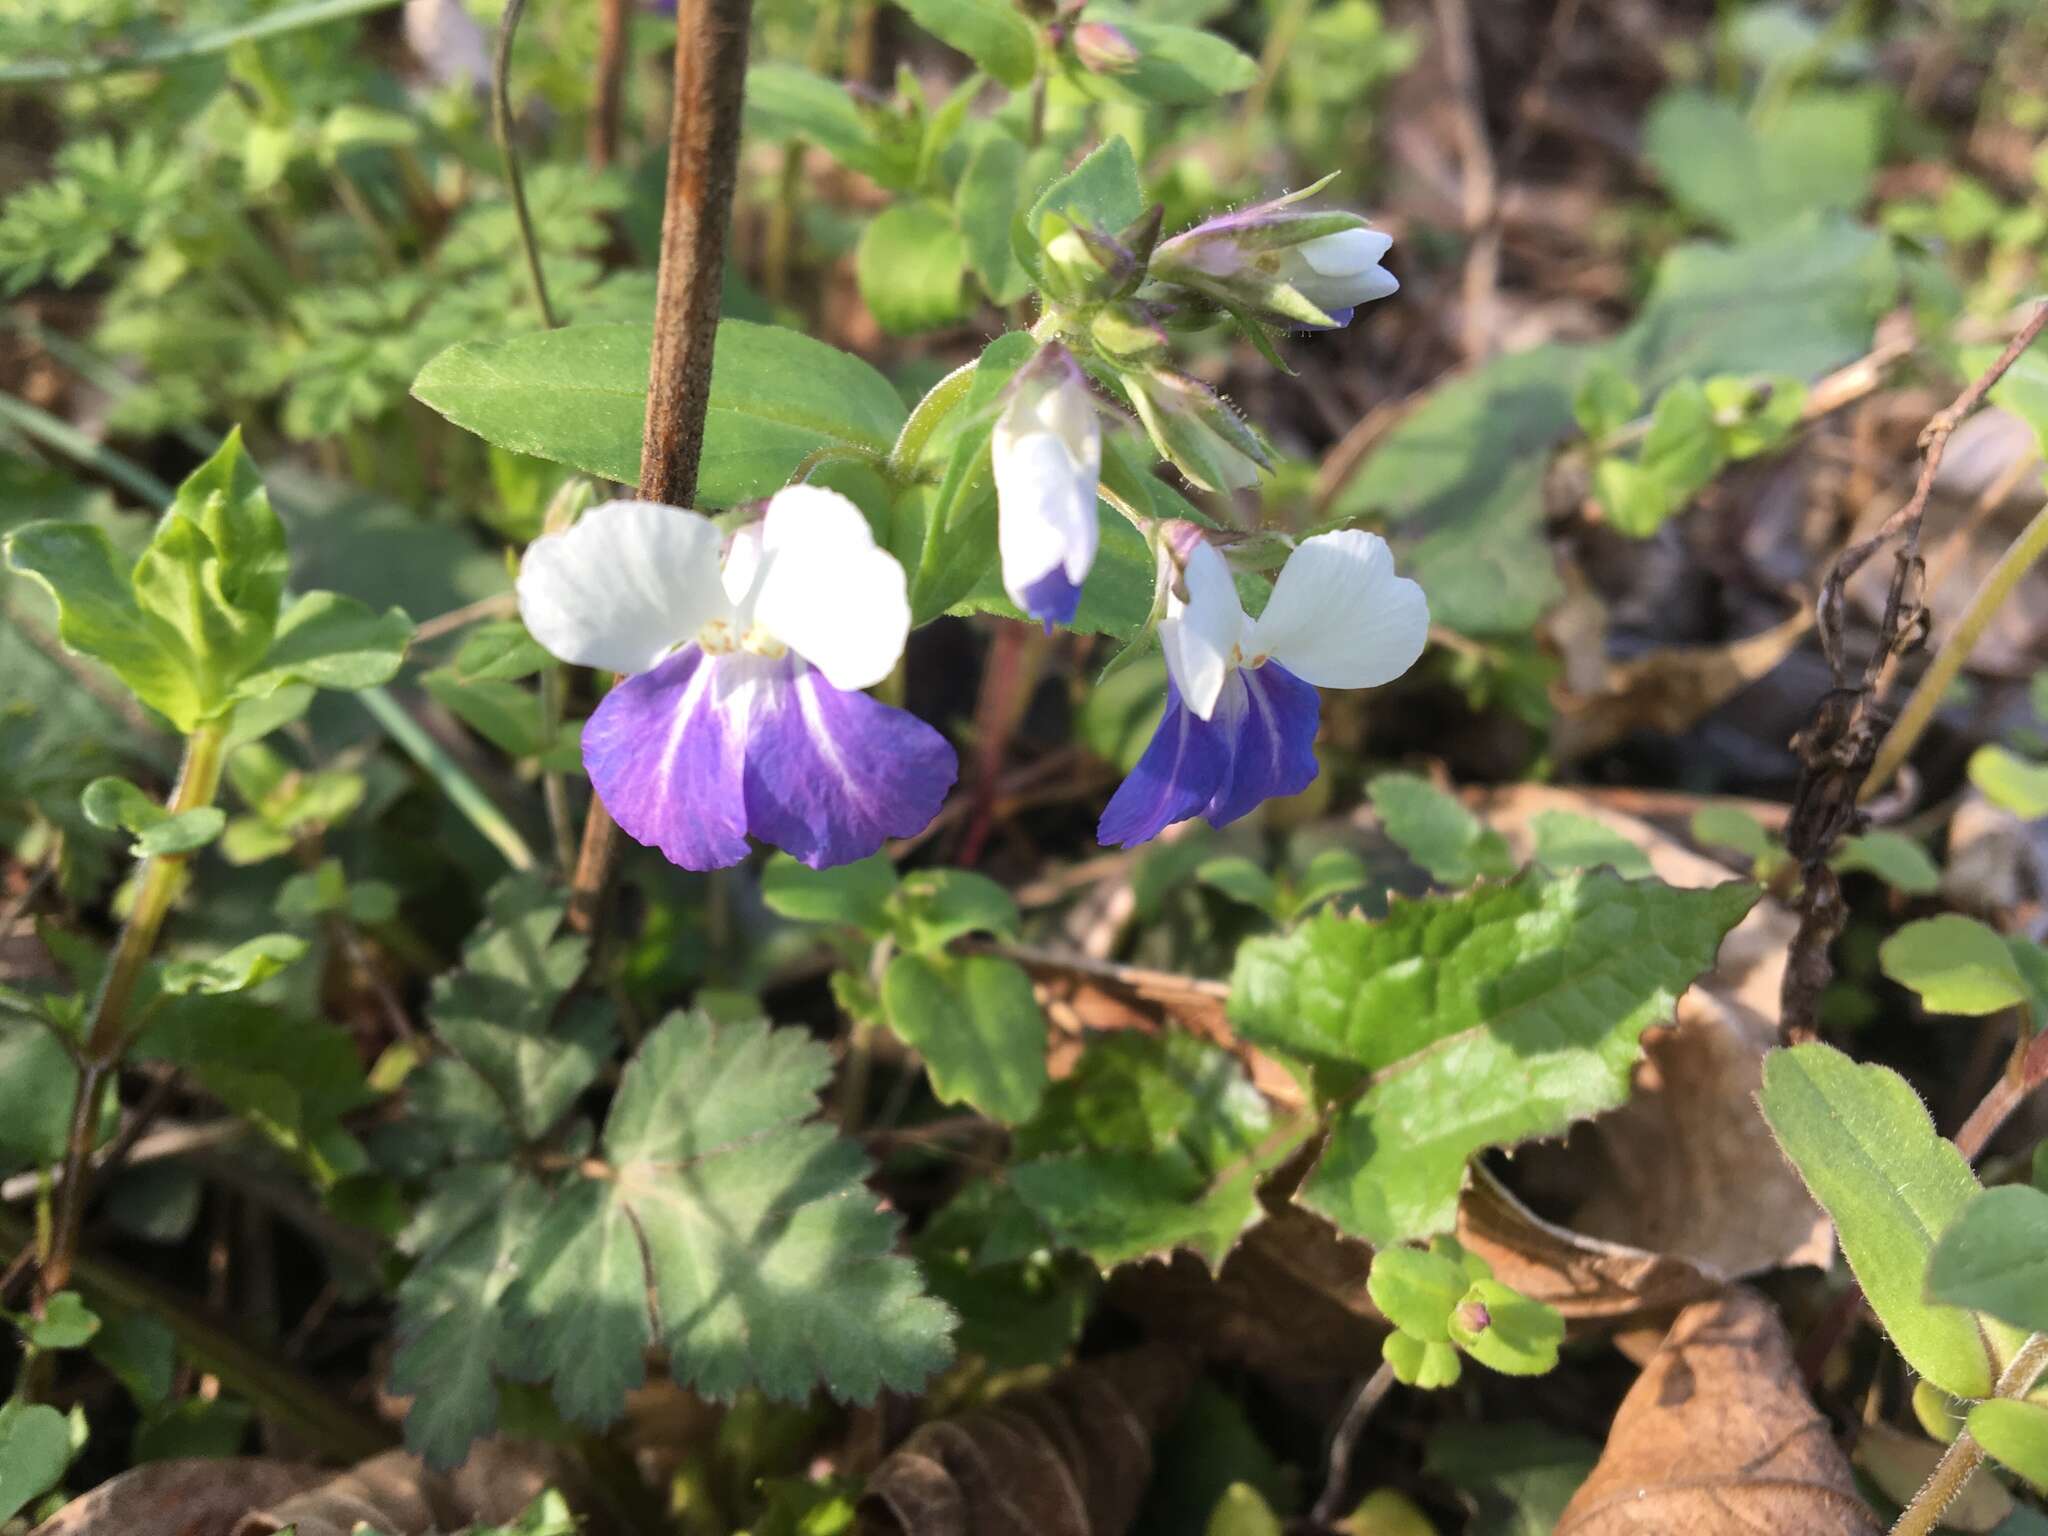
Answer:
[1232,869,1756,1245]
[1366,772,1516,886]
[894,0,1038,87]
[882,952,1048,1123]
[412,320,908,504]
[1879,914,2029,1016]
[1968,1399,2048,1490]
[856,200,970,336]
[0,1401,72,1522]
[1927,1184,2048,1334]
[1758,1042,1997,1398]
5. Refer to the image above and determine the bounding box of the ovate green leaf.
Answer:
[239,591,411,696]
[1231,869,1756,1244]
[856,200,970,336]
[882,952,1047,1123]
[1758,1043,1996,1398]
[1927,1184,2048,1334]
[1970,745,2048,820]
[413,321,907,504]
[894,0,1038,87]
[0,1401,71,1521]
[1366,772,1515,886]
[1879,914,2029,1016]
[1968,1400,2048,1489]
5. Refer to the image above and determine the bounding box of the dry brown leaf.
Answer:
[232,1443,563,1536]
[29,1459,329,1536]
[1556,1289,1880,1534]
[1549,604,1814,763]
[858,1344,1198,1536]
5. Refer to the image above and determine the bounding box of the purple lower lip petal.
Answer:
[583,646,751,872]
[1020,566,1083,629]
[1096,677,1229,848]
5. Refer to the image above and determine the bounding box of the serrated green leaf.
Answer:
[5,519,208,728]
[1832,831,1942,894]
[0,1401,71,1521]
[894,0,1038,87]
[1927,1184,2048,1333]
[1880,914,2029,1016]
[856,200,970,336]
[1028,137,1145,245]
[890,867,1019,949]
[497,1015,953,1428]
[1971,745,2048,820]
[1969,1399,2048,1488]
[1449,1279,1563,1376]
[1758,1042,1997,1398]
[1009,1032,1304,1268]
[1529,811,1654,879]
[237,590,411,697]
[1231,869,1756,1245]
[882,952,1047,1123]
[1366,772,1515,886]
[392,1166,553,1467]
[760,852,897,933]
[413,321,907,503]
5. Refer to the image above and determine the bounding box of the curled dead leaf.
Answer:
[859,1344,1198,1536]
[1556,1289,1880,1534]
[231,1444,564,1536]
[28,1460,329,1536]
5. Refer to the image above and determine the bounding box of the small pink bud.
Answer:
[1073,20,1140,74]
[1456,1300,1492,1335]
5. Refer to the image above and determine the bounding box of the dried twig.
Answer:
[1429,0,1499,362]
[567,0,754,935]
[589,0,630,170]
[1777,301,2048,1045]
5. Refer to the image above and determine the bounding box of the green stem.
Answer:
[1864,498,2048,803]
[888,358,981,477]
[355,688,538,872]
[41,720,229,1303]
[493,0,560,329]
[1891,1332,2048,1536]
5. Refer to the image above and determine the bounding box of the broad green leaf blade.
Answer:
[412,321,907,505]
[1028,136,1146,243]
[1968,1399,2048,1489]
[890,867,1020,949]
[760,852,897,933]
[1832,831,1942,894]
[856,200,970,335]
[1367,1246,1469,1343]
[0,1401,72,1521]
[1529,811,1655,879]
[882,953,1047,1123]
[955,135,1031,304]
[1095,18,1259,105]
[27,1291,100,1350]
[392,1167,552,1467]
[1009,1032,1306,1269]
[1758,1043,1996,1398]
[1644,87,1885,239]
[1927,1185,2048,1333]
[743,65,911,187]
[5,519,206,728]
[239,591,411,696]
[510,1014,956,1409]
[1879,915,2029,1016]
[1971,745,2048,820]
[1366,772,1515,885]
[894,0,1038,87]
[1231,869,1756,1245]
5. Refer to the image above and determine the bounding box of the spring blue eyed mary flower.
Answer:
[993,343,1101,628]
[518,488,957,870]
[1098,526,1427,847]
[1148,180,1398,332]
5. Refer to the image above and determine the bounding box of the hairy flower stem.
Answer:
[890,358,981,476]
[568,0,754,935]
[1892,1332,2048,1536]
[40,718,230,1306]
[1863,496,2048,803]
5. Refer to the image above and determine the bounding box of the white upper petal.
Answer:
[1246,529,1428,690]
[994,423,1100,603]
[1159,538,1246,720]
[1300,227,1393,277]
[516,499,728,674]
[752,484,910,692]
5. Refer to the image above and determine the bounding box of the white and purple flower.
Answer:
[1148,180,1398,332]
[518,488,957,871]
[1098,526,1428,848]
[993,343,1101,628]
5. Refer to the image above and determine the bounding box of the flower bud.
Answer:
[1088,301,1169,365]
[1124,368,1271,493]
[1072,20,1140,74]
[1039,215,1138,304]
[993,344,1102,626]
[1148,176,1398,331]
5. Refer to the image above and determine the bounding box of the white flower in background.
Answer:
[993,343,1101,627]
[518,488,956,870]
[1148,177,1399,331]
[1099,526,1429,847]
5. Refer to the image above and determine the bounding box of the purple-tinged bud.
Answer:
[1456,1300,1492,1336]
[1073,20,1140,74]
